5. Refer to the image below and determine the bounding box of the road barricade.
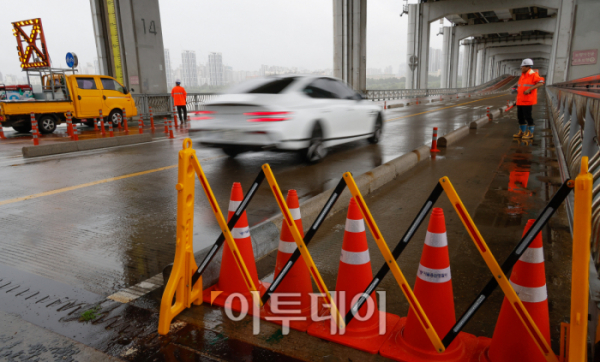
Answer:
[157,139,591,362]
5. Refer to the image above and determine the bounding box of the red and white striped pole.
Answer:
[431,127,440,153]
[31,113,39,146]
[99,110,106,137]
[138,115,144,134]
[149,107,156,131]
[487,107,491,120]
[108,115,115,137]
[122,109,129,134]
[66,112,74,137]
[384,101,387,110]
[92,117,98,131]
[72,122,79,141]
[0,123,6,140]
[168,119,174,139]
[164,117,169,133]
[139,113,144,128]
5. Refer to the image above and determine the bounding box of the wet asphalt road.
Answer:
[0,91,514,297]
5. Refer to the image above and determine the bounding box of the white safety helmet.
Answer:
[175,79,181,84]
[520,58,534,67]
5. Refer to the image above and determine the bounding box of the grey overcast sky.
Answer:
[0,0,445,77]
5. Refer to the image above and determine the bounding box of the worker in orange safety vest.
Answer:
[512,59,545,140]
[171,80,187,124]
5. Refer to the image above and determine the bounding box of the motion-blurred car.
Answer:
[190,75,383,162]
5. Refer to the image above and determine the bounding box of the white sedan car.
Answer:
[190,75,383,162]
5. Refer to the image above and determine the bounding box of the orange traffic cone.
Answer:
[261,190,314,331]
[307,198,400,354]
[479,219,552,362]
[203,182,268,312]
[379,208,482,361]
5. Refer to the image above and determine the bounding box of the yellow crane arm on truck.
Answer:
[0,74,136,135]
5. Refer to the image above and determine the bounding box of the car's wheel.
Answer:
[221,147,243,158]
[108,109,123,128]
[12,123,32,133]
[368,114,383,144]
[305,123,327,163]
[38,115,57,134]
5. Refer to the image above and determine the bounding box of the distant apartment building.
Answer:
[208,52,224,86]
[384,65,393,75]
[181,50,198,87]
[367,68,382,76]
[164,49,174,87]
[429,47,442,76]
[0,72,3,84]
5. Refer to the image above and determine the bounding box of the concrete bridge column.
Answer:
[89,0,167,94]
[441,27,451,88]
[333,0,367,91]
[548,0,575,84]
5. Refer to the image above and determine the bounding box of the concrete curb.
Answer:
[438,125,470,148]
[22,134,152,158]
[388,103,404,109]
[470,116,490,129]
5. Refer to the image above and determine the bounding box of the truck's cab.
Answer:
[70,75,137,124]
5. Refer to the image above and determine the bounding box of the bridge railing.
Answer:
[132,75,513,115]
[133,93,218,116]
[546,73,600,359]
[364,75,513,101]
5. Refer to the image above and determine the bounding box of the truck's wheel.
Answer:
[38,115,57,134]
[108,109,123,128]
[12,124,32,133]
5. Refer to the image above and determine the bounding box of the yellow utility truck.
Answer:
[0,73,137,134]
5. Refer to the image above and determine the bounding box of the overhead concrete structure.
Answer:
[89,0,167,94]
[333,0,367,91]
[403,0,597,88]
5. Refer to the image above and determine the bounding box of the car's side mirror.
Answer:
[123,87,129,94]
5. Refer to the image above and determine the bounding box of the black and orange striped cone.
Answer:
[307,198,400,354]
[479,219,552,362]
[379,208,482,361]
[261,190,314,331]
[203,182,268,312]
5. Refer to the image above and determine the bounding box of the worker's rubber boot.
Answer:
[513,130,524,138]
[522,131,533,140]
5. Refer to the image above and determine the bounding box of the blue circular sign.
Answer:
[66,52,78,68]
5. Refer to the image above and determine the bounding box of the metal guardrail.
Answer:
[364,75,513,101]
[133,93,218,117]
[546,77,600,261]
[132,75,514,115]
[545,77,600,357]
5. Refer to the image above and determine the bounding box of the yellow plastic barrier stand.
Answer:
[158,139,203,335]
[440,176,559,362]
[569,156,592,362]
[343,172,445,353]
[262,164,345,330]
[158,139,261,335]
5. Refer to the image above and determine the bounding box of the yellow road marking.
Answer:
[0,155,226,207]
[385,94,507,123]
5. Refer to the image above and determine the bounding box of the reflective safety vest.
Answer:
[516,69,544,106]
[171,86,187,106]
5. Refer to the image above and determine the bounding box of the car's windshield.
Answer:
[225,77,297,94]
